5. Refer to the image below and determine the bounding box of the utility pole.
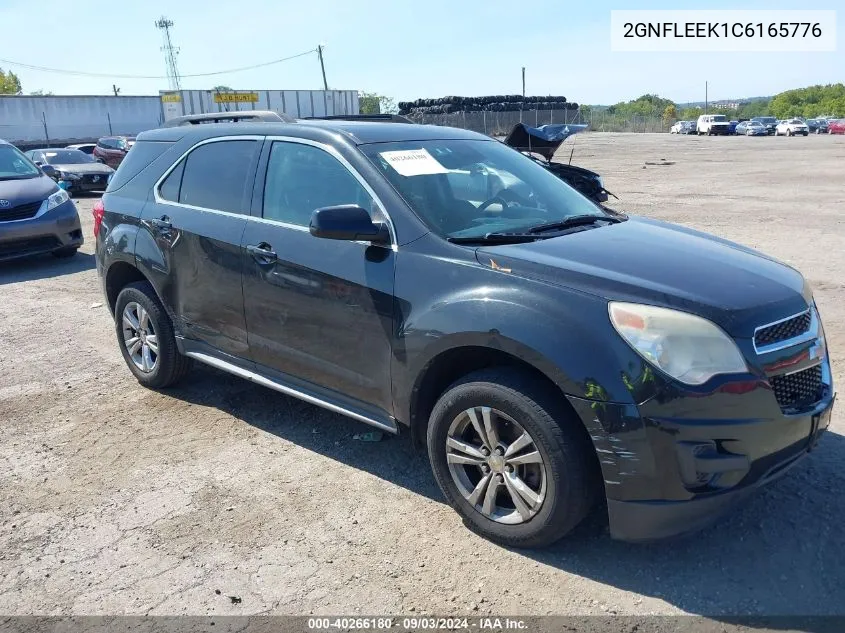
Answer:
[521,67,526,98]
[705,81,708,114]
[317,45,328,90]
[155,16,182,91]
[112,84,121,97]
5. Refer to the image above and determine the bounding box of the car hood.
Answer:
[475,217,810,338]
[0,174,58,205]
[50,163,114,174]
[503,123,589,161]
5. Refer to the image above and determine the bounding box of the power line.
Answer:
[0,48,317,81]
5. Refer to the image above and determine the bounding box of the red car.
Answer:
[828,119,845,135]
[92,136,136,168]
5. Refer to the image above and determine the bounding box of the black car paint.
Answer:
[96,121,835,541]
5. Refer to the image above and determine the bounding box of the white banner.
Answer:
[611,10,837,52]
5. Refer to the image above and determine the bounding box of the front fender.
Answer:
[392,242,659,424]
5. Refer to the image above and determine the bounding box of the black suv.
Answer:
[95,119,835,547]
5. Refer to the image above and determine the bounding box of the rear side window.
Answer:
[173,140,258,214]
[106,141,174,192]
[158,160,184,202]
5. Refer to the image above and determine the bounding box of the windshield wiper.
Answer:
[447,233,542,245]
[526,214,621,234]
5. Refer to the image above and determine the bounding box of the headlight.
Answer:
[44,188,70,212]
[609,302,748,385]
[59,171,81,181]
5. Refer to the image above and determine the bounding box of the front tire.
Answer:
[114,281,192,389]
[426,368,598,548]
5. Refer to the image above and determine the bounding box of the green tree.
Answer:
[770,84,845,118]
[359,92,398,114]
[0,67,22,95]
[213,85,233,92]
[662,104,677,127]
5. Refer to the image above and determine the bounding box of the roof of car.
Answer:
[137,120,490,145]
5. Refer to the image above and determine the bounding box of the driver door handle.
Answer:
[246,243,278,263]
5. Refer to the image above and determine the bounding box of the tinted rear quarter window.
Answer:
[176,140,258,214]
[106,141,174,192]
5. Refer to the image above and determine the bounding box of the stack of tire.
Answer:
[398,95,578,116]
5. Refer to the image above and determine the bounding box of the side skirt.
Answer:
[180,341,398,435]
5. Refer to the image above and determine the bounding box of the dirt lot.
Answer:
[2,133,844,618]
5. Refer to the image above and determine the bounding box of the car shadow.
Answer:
[167,365,844,623]
[166,364,443,503]
[0,251,95,285]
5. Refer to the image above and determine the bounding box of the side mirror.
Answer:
[41,164,58,177]
[309,205,390,245]
[95,157,105,164]
[34,161,43,167]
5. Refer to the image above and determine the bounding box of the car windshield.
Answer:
[755,117,776,124]
[712,115,728,122]
[42,149,96,165]
[748,121,762,126]
[0,144,41,180]
[360,139,608,240]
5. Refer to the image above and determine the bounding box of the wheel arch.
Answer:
[407,344,587,450]
[105,260,149,314]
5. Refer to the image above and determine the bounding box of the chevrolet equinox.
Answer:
[95,120,835,547]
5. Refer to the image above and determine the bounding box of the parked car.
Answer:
[727,120,739,134]
[25,148,114,194]
[806,119,829,134]
[680,120,697,134]
[503,123,611,204]
[93,136,136,168]
[696,114,732,135]
[95,118,835,548]
[670,121,686,134]
[750,116,778,135]
[0,138,83,261]
[827,119,845,134]
[735,120,768,136]
[66,143,97,155]
[776,119,810,136]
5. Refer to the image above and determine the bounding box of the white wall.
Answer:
[0,96,163,146]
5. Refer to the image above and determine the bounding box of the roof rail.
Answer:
[303,113,415,124]
[160,110,295,128]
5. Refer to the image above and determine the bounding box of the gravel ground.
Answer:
[1,132,844,618]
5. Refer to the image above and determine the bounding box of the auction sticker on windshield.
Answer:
[380,148,448,177]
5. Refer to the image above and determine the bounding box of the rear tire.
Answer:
[114,281,192,389]
[51,247,78,258]
[426,368,599,548]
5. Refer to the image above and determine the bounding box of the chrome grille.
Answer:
[754,311,811,349]
[0,200,42,222]
[770,365,823,410]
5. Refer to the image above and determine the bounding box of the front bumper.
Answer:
[0,199,83,261]
[567,367,835,542]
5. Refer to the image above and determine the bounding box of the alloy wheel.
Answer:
[446,406,547,525]
[122,302,159,373]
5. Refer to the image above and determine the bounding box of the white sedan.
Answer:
[775,119,809,136]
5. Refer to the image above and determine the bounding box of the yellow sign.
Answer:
[213,92,259,103]
[160,93,181,102]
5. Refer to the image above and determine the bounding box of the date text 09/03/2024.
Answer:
[307,617,529,630]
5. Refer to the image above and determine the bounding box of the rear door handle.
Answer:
[150,216,172,231]
[246,243,278,263]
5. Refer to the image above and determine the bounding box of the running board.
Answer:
[184,351,398,435]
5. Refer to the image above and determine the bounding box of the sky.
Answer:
[0,0,842,105]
